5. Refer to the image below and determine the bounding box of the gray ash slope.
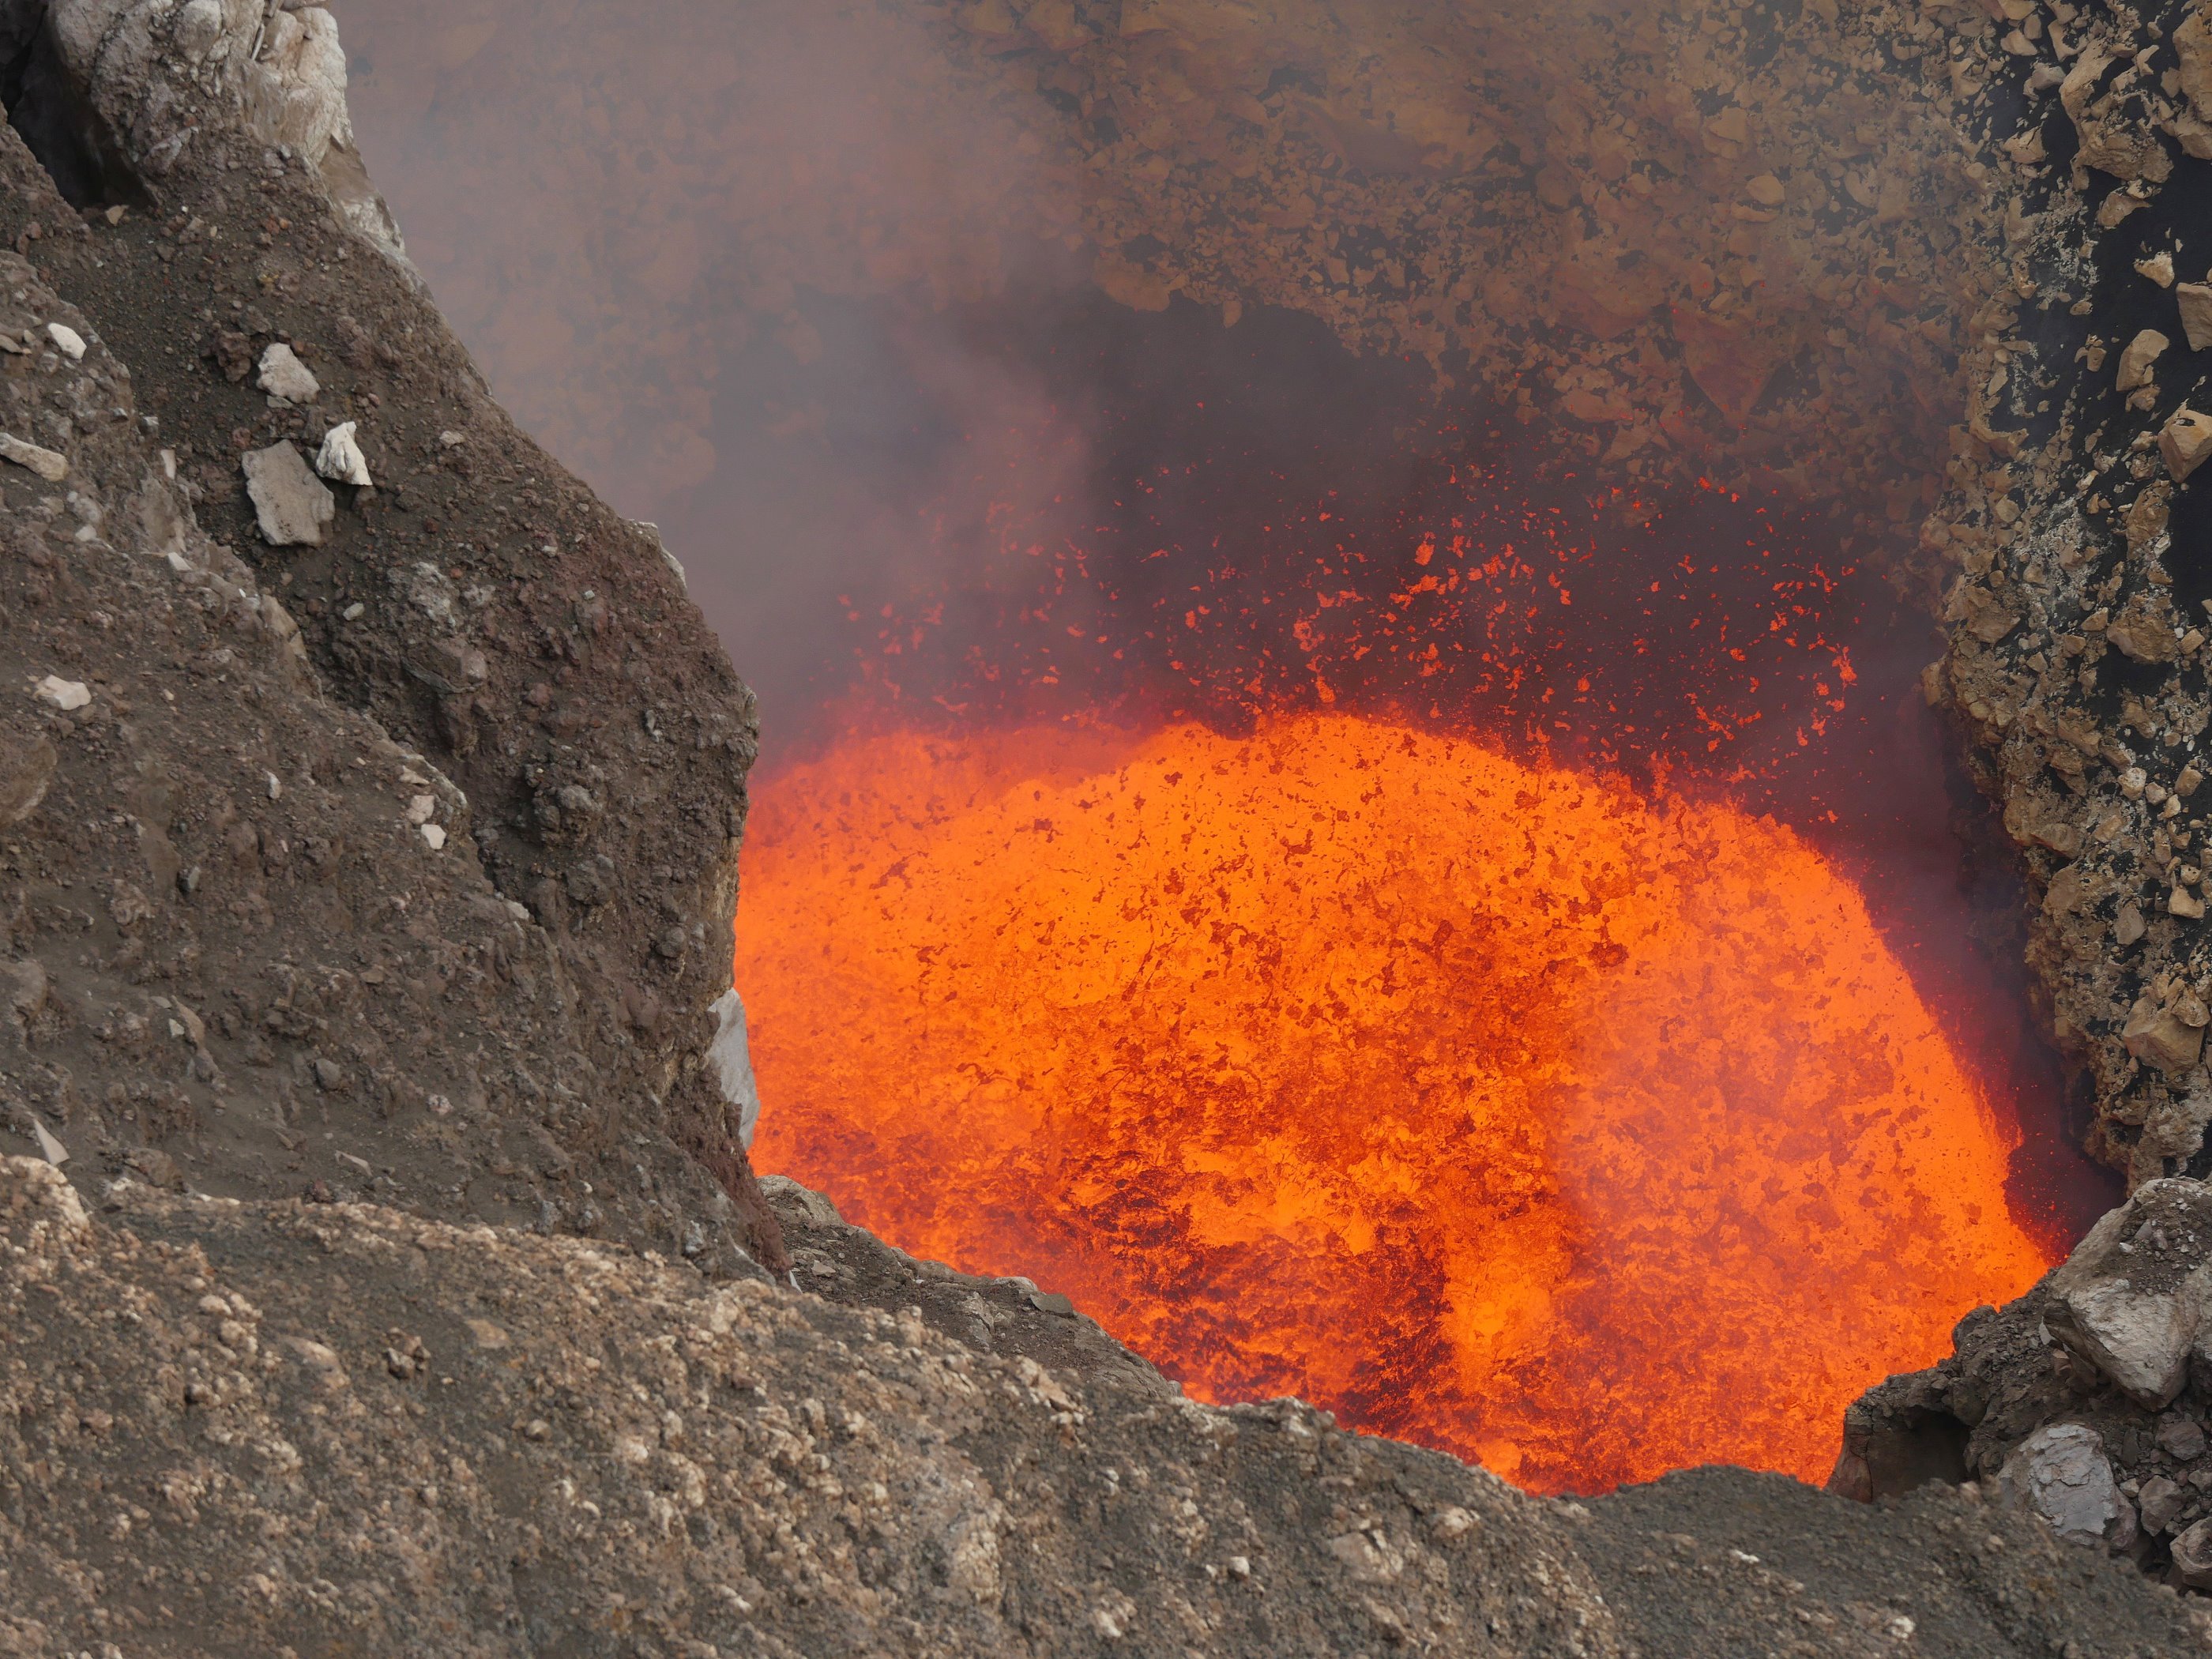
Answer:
[0,0,2201,1655]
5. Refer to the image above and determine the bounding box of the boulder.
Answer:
[2174,1516,2212,1589]
[2178,282,2212,352]
[1993,1424,2124,1544]
[2046,1178,2212,1409]
[2160,407,2212,481]
[2118,329,2171,391]
[242,442,337,546]
[258,342,322,403]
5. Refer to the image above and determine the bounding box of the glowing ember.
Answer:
[740,713,2050,1493]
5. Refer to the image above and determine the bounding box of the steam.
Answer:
[342,0,1102,728]
[336,0,2116,1239]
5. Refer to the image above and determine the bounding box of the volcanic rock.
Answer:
[1995,1424,2128,1544]
[2047,1178,2212,1407]
[2164,407,2212,480]
[2180,1517,2212,1589]
[2181,284,2212,351]
[0,734,55,825]
[313,419,372,487]
[256,340,321,402]
[241,441,334,545]
[0,0,2204,1650]
[0,434,66,480]
[2124,992,2207,1074]
[31,675,85,711]
[2118,328,2170,392]
[2143,1473,2190,1534]
[709,987,763,1149]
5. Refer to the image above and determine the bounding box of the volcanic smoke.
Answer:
[739,714,2049,1495]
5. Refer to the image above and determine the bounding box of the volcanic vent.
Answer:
[723,299,2067,1495]
[338,0,2116,1492]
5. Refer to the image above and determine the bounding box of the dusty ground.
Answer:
[9,1154,2211,1659]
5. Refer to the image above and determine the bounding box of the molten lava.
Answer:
[740,713,2050,1494]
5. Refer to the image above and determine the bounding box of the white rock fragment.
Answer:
[0,434,66,481]
[44,322,84,360]
[633,519,687,589]
[243,4,351,168]
[314,421,372,487]
[265,770,283,801]
[28,1116,66,1166]
[419,823,447,851]
[2138,251,2177,288]
[257,342,321,404]
[709,988,764,1149]
[33,675,88,712]
[404,793,436,826]
[241,442,335,545]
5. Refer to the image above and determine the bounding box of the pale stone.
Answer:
[242,6,352,168]
[258,342,321,404]
[0,434,67,481]
[2180,284,2212,352]
[2124,995,2206,1072]
[32,675,88,713]
[241,442,335,546]
[2052,1273,2198,1406]
[2119,329,2170,391]
[2176,1516,2212,1589]
[710,988,764,1149]
[2048,1179,2212,1407]
[314,421,372,487]
[175,0,225,58]
[44,323,84,360]
[2141,1474,2188,1534]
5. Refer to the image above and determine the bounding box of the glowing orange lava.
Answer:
[739,713,2050,1493]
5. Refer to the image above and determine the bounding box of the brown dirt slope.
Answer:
[0,0,785,1269]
